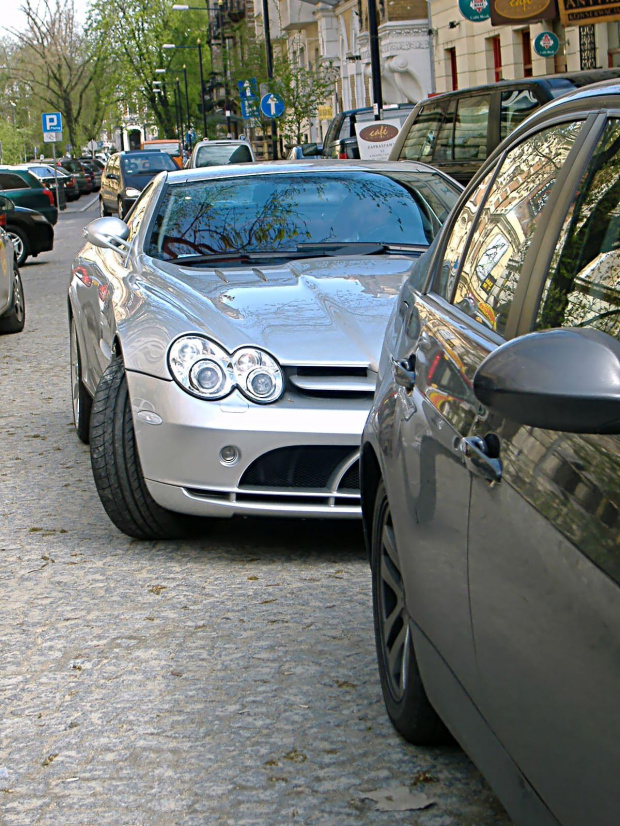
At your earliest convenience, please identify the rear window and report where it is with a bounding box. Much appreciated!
[147,171,460,261]
[194,144,253,167]
[121,152,177,174]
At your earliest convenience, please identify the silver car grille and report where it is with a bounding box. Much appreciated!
[286,366,376,398]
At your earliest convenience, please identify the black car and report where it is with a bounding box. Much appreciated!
[320,103,416,159]
[54,159,92,195]
[99,150,178,219]
[2,199,54,266]
[361,80,620,826]
[390,68,620,184]
[78,159,102,191]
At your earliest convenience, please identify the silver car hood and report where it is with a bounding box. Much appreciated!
[119,254,417,379]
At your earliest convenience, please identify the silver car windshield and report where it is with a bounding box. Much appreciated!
[147,171,460,261]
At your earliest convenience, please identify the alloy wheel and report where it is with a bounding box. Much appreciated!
[378,505,410,701]
[11,270,24,324]
[70,319,81,427]
[7,232,24,263]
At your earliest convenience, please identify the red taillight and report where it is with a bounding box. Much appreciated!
[338,151,347,159]
[0,212,6,228]
[42,186,55,206]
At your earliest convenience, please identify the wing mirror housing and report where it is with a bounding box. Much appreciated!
[473,327,620,434]
[83,216,130,252]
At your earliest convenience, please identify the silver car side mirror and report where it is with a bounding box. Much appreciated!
[83,216,130,251]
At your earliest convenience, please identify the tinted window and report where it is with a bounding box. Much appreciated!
[537,119,620,337]
[0,173,29,190]
[453,95,491,161]
[121,153,177,174]
[147,171,460,260]
[399,105,444,161]
[500,88,540,140]
[434,100,457,161]
[453,121,582,335]
[194,144,253,167]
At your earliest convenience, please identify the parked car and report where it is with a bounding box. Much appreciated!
[0,168,58,225]
[78,159,102,191]
[55,158,93,195]
[21,163,74,204]
[3,201,54,267]
[188,139,256,168]
[71,160,461,538]
[287,142,323,159]
[0,195,25,334]
[390,68,620,185]
[142,139,184,168]
[361,80,620,826]
[99,150,179,218]
[321,103,416,159]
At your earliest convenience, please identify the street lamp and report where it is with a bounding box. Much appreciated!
[163,42,208,139]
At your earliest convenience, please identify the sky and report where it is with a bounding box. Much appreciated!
[0,0,91,38]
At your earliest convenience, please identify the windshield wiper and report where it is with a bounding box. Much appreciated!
[296,242,388,256]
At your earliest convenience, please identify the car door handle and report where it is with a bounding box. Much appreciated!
[460,436,502,485]
[391,355,416,390]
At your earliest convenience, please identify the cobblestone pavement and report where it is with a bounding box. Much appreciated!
[0,203,512,826]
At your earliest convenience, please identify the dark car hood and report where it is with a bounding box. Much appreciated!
[116,253,420,379]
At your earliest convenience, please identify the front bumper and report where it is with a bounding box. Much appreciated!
[127,371,369,519]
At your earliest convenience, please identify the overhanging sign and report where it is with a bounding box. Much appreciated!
[558,0,620,25]
[491,0,556,24]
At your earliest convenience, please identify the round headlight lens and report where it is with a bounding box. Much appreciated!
[233,347,283,403]
[190,359,226,394]
[168,335,233,399]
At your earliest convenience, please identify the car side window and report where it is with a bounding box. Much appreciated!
[500,88,540,140]
[453,121,582,336]
[338,115,352,141]
[434,100,457,161]
[0,173,28,190]
[536,119,620,337]
[453,94,491,161]
[399,104,443,161]
[433,169,495,299]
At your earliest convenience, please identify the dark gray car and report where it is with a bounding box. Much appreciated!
[99,150,178,218]
[361,80,620,826]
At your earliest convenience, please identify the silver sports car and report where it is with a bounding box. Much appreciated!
[69,160,460,538]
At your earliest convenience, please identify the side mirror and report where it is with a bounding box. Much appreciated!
[301,143,320,157]
[474,327,620,434]
[83,216,130,252]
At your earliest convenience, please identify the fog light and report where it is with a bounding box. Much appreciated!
[219,445,240,466]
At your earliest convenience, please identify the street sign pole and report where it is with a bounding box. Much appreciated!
[52,140,59,210]
[260,0,278,159]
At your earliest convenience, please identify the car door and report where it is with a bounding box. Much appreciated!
[467,116,620,826]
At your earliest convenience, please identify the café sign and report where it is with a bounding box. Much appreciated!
[459,0,491,22]
[491,0,556,24]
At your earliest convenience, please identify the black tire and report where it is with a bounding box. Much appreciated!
[371,480,449,745]
[90,357,196,540]
[99,197,109,217]
[0,265,25,334]
[70,316,93,444]
[6,226,29,266]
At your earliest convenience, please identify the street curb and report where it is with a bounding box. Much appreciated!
[79,196,99,213]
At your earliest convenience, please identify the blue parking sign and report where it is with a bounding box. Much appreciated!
[42,112,63,132]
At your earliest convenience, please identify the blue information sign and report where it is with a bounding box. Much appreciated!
[260,93,285,119]
[238,78,259,101]
[42,112,63,133]
[241,99,259,120]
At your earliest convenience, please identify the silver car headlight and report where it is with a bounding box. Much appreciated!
[168,337,284,404]
[232,347,283,404]
[168,335,234,399]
